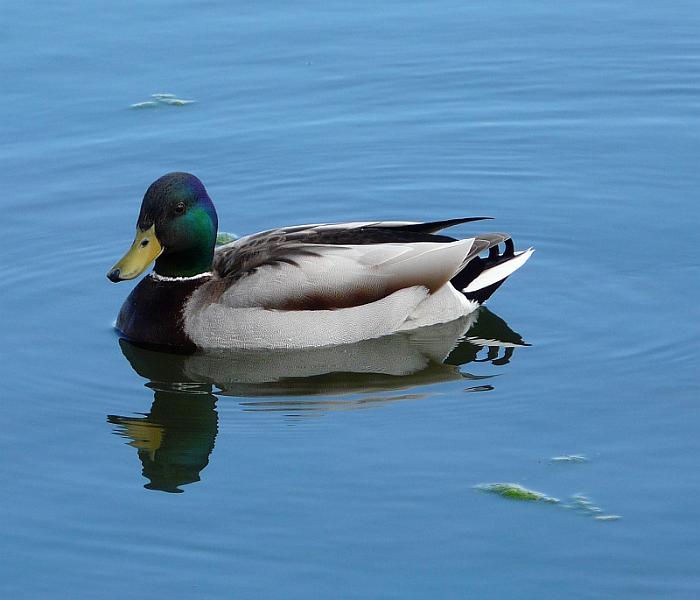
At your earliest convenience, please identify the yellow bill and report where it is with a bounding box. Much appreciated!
[107,225,163,282]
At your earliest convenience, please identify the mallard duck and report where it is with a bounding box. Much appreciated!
[107,172,533,351]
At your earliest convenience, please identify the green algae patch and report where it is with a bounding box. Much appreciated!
[216,232,238,246]
[475,483,560,504]
[477,485,622,521]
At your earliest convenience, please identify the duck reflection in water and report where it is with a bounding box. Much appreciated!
[109,307,528,493]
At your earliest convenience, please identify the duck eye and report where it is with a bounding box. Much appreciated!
[174,201,186,215]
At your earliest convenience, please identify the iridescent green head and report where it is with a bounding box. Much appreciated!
[107,172,218,281]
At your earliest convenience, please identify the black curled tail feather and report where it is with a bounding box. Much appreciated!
[451,238,516,304]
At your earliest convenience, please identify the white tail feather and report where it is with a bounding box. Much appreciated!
[462,248,534,293]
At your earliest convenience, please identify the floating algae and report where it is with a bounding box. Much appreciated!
[158,98,196,106]
[550,454,588,464]
[569,493,602,514]
[129,101,159,109]
[477,485,621,521]
[566,494,621,521]
[475,483,560,503]
[216,232,238,246]
[150,93,195,105]
[130,93,196,109]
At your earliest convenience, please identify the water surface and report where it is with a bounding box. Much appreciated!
[1,1,699,598]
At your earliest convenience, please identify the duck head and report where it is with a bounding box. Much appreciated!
[107,172,218,281]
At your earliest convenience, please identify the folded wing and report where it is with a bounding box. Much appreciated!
[212,220,502,311]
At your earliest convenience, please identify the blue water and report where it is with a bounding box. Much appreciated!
[2,1,700,598]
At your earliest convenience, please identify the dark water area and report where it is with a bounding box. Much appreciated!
[1,1,699,598]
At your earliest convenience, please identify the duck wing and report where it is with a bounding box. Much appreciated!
[211,220,505,311]
[213,218,494,278]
